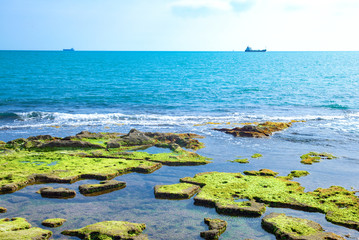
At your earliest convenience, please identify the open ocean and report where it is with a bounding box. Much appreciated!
[1,51,359,239]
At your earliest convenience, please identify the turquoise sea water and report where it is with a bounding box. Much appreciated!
[0,51,359,239]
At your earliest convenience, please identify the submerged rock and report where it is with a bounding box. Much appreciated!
[213,121,295,138]
[37,187,76,199]
[61,220,147,239]
[42,218,67,228]
[262,213,345,240]
[154,183,200,199]
[79,180,126,195]
[200,218,227,240]
[0,217,52,240]
[0,207,6,213]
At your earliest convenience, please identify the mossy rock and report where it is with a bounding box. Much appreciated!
[251,153,263,158]
[79,180,126,196]
[154,183,200,199]
[228,158,249,164]
[42,218,67,228]
[200,218,227,240]
[0,207,6,213]
[286,170,310,179]
[0,227,52,240]
[0,130,210,194]
[262,213,345,239]
[300,152,336,165]
[243,169,278,176]
[179,171,359,230]
[37,187,76,199]
[0,217,32,232]
[61,220,147,239]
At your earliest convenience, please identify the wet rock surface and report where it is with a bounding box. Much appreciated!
[61,220,147,240]
[37,187,76,199]
[79,180,126,195]
[200,218,227,240]
[262,213,345,240]
[41,218,67,228]
[0,207,6,213]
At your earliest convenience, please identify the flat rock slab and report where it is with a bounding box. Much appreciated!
[0,207,6,213]
[243,169,279,176]
[42,218,67,228]
[200,218,227,240]
[215,200,266,217]
[154,183,200,199]
[79,180,126,195]
[0,217,52,240]
[262,213,345,240]
[37,187,76,199]
[61,220,147,240]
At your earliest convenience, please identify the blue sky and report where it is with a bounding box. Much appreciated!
[1,0,359,51]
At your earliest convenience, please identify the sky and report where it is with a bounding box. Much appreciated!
[1,0,359,51]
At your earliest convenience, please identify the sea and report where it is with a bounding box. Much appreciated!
[0,51,359,239]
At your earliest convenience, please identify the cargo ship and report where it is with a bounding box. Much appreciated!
[245,46,266,52]
[63,48,75,51]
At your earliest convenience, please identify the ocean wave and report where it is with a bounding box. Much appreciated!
[0,111,359,131]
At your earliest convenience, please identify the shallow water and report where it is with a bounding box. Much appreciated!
[1,51,359,239]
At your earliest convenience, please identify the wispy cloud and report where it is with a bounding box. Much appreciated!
[170,0,255,17]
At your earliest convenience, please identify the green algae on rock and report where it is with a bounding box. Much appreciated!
[154,183,200,199]
[42,218,67,228]
[0,217,52,240]
[228,158,249,164]
[300,152,336,165]
[243,169,278,176]
[262,213,345,240]
[79,180,126,196]
[213,121,298,138]
[0,207,6,213]
[251,153,263,158]
[286,170,310,179]
[200,218,227,240]
[61,220,147,239]
[0,130,210,194]
[179,171,359,230]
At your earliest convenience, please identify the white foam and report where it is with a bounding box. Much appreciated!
[1,111,358,131]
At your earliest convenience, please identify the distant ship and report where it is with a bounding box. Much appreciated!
[245,46,266,52]
[63,48,75,51]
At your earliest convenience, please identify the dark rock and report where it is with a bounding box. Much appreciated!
[262,213,345,240]
[200,218,227,240]
[27,135,55,141]
[38,140,104,149]
[79,180,126,195]
[120,129,154,146]
[106,140,122,148]
[0,207,7,213]
[213,121,294,138]
[37,187,76,199]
